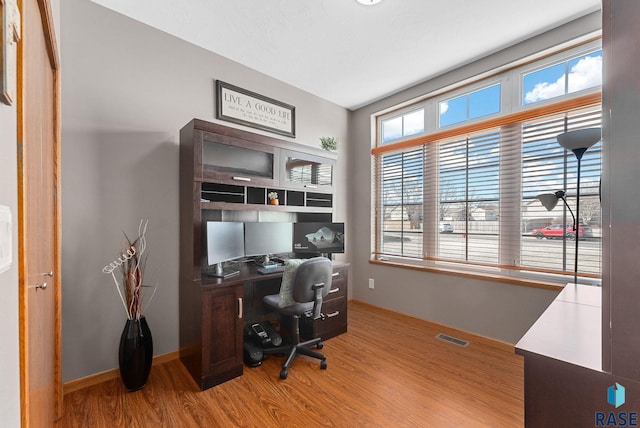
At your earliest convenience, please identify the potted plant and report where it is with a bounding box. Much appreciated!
[268,192,279,205]
[102,219,157,391]
[320,136,338,152]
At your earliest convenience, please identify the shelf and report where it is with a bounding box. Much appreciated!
[286,191,305,207]
[306,192,333,208]
[201,183,245,203]
[201,201,332,213]
[247,187,265,204]
[200,183,332,211]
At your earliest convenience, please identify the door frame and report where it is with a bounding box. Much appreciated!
[17,0,62,423]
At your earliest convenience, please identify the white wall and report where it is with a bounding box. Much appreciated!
[61,0,349,381]
[349,12,601,344]
[0,81,20,428]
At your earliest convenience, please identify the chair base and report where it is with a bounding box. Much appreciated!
[263,337,327,379]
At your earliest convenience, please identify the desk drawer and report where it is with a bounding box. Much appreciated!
[331,265,347,282]
[326,279,346,300]
[327,265,346,299]
[301,297,346,341]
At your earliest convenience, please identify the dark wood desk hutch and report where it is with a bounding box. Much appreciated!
[179,119,348,390]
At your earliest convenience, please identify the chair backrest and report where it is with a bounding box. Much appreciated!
[291,257,333,318]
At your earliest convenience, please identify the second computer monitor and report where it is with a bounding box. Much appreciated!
[244,222,293,258]
[292,222,345,254]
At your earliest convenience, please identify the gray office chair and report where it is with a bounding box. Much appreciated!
[262,257,333,379]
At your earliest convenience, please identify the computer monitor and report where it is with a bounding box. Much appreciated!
[244,222,293,265]
[205,221,245,278]
[293,222,345,254]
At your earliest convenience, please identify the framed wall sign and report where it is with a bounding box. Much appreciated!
[0,0,20,106]
[216,80,296,137]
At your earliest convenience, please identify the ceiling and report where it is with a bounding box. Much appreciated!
[89,0,601,110]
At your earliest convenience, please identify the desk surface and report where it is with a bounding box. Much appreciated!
[201,261,283,287]
[200,260,349,288]
[515,283,602,372]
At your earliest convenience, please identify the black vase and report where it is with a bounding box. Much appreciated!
[118,316,153,391]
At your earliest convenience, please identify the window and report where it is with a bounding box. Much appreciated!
[372,41,602,285]
[437,132,500,263]
[523,50,602,105]
[375,108,601,281]
[439,84,501,127]
[378,149,423,257]
[520,108,602,274]
[381,109,425,143]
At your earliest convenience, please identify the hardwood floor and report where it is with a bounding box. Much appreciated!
[58,301,524,427]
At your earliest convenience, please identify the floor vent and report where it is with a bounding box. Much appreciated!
[436,333,469,347]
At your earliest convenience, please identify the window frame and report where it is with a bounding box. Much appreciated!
[379,106,426,145]
[371,38,603,288]
[437,81,503,129]
[518,43,603,109]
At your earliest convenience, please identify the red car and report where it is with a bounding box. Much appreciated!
[531,224,593,240]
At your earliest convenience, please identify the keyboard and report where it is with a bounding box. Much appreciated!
[257,265,286,274]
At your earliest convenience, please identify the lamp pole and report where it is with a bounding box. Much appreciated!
[572,150,586,285]
[550,190,578,284]
[556,128,601,285]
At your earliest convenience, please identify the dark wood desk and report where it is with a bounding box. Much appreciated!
[179,261,348,390]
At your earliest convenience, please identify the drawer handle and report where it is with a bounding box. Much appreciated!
[328,287,340,294]
[325,311,340,318]
[232,176,251,182]
[331,272,339,277]
[238,297,243,319]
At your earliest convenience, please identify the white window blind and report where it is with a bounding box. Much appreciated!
[377,148,424,258]
[520,108,602,275]
[374,105,602,281]
[437,131,501,264]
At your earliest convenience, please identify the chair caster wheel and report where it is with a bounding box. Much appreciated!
[320,360,327,370]
[317,342,324,350]
[280,369,288,379]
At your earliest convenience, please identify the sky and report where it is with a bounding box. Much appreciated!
[382,49,602,143]
[523,50,602,104]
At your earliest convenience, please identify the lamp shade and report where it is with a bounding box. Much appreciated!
[557,128,601,160]
[537,193,560,211]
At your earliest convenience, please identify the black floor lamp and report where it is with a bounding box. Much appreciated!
[536,128,601,285]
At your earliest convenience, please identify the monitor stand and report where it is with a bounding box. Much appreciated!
[208,262,240,279]
[256,254,278,268]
